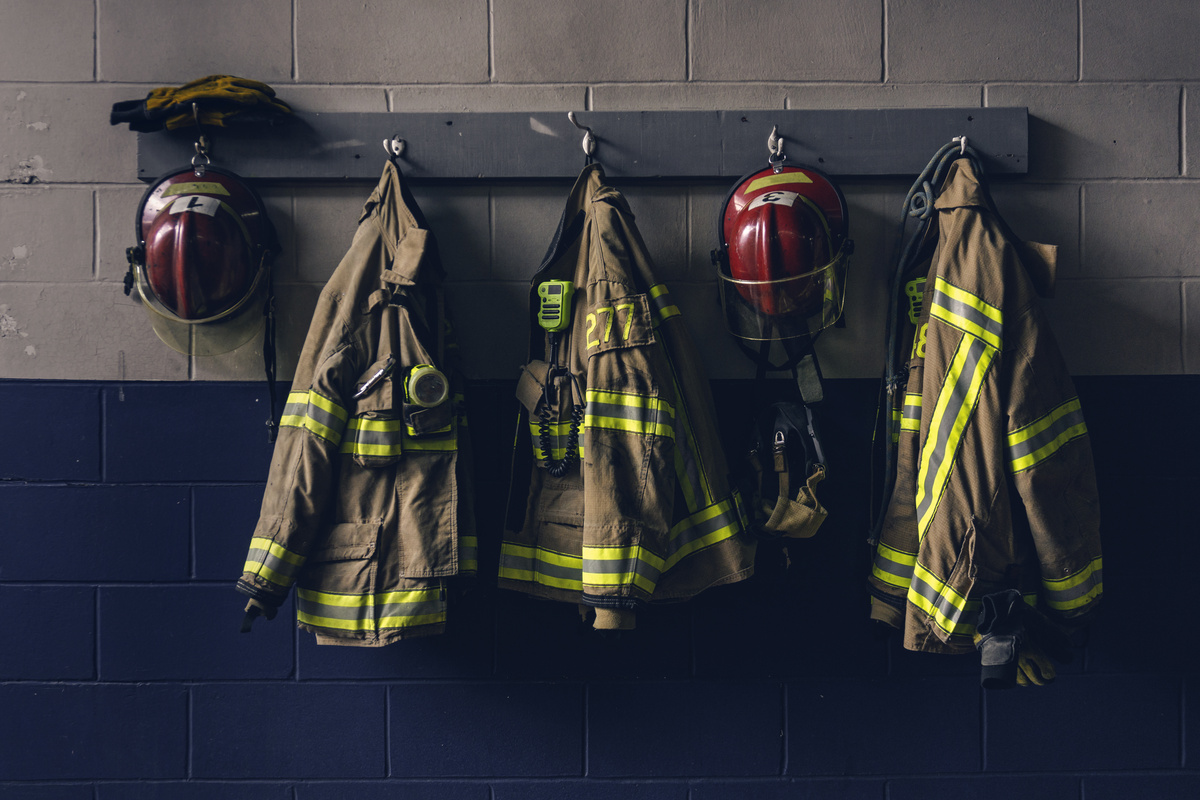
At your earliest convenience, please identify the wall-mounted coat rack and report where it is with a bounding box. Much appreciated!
[135,108,1027,182]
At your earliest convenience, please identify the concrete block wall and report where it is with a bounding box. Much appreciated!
[2,1,1199,797]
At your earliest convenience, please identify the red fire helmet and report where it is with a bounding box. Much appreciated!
[714,164,851,342]
[129,165,279,355]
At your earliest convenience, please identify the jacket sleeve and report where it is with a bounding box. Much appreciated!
[236,290,361,615]
[577,198,681,613]
[1004,308,1103,624]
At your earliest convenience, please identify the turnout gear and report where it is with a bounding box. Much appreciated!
[868,155,1102,657]
[125,165,279,356]
[500,164,755,630]
[713,162,852,540]
[110,75,293,133]
[236,159,475,645]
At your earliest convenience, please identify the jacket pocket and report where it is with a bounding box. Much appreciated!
[343,358,404,468]
[297,521,381,635]
[394,448,460,578]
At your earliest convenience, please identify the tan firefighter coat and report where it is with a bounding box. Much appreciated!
[499,164,756,629]
[869,158,1102,654]
[237,160,475,646]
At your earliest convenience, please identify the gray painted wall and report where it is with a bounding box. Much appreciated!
[2,0,1197,381]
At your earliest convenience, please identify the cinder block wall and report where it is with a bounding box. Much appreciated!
[1,2,1197,798]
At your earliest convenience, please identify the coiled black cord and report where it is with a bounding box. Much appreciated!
[539,388,584,478]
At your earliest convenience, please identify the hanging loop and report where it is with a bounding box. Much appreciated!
[768,125,786,171]
[567,112,597,157]
[382,135,406,158]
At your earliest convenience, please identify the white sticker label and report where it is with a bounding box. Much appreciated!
[168,195,221,217]
[747,190,799,210]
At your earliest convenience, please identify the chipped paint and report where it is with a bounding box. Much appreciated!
[24,345,36,357]
[26,121,48,132]
[1,306,28,338]
[11,245,29,260]
[6,156,51,184]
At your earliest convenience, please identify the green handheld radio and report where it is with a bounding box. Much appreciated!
[537,280,575,333]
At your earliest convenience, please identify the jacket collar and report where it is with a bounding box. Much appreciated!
[367,159,439,287]
[934,157,1058,297]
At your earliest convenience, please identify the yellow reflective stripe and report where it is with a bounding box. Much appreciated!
[915,336,996,540]
[871,541,916,589]
[584,389,675,438]
[296,587,446,632]
[244,537,306,587]
[342,416,459,456]
[1043,557,1104,611]
[745,172,813,192]
[528,420,586,461]
[242,562,292,588]
[583,544,665,594]
[649,283,681,322]
[498,543,584,591]
[663,497,741,570]
[908,562,979,638]
[280,390,348,444]
[460,534,478,573]
[1007,398,1088,473]
[930,277,1003,351]
[250,537,304,566]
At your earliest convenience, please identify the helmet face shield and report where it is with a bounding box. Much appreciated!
[715,165,851,342]
[131,166,279,356]
[717,238,850,341]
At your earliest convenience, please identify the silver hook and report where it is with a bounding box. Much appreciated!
[953,135,968,155]
[567,112,597,157]
[383,135,406,158]
[768,125,786,171]
[191,103,210,176]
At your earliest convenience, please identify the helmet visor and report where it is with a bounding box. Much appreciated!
[135,259,268,356]
[717,239,850,342]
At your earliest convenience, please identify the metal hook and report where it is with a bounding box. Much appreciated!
[567,112,597,157]
[191,102,210,176]
[953,135,968,155]
[768,125,786,171]
[382,135,406,158]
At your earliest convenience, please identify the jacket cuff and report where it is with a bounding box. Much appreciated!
[591,607,636,631]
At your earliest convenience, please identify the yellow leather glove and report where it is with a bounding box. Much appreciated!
[1014,639,1057,687]
[111,75,293,132]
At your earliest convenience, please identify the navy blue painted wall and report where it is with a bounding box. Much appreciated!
[1,376,1197,799]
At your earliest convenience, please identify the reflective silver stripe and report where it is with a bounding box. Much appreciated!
[907,562,978,638]
[664,497,742,569]
[528,420,585,461]
[243,537,305,589]
[498,543,583,591]
[1043,558,1103,612]
[459,535,478,573]
[871,542,916,589]
[900,393,922,432]
[280,390,348,444]
[296,587,445,632]
[1008,398,1087,473]
[341,417,405,457]
[584,390,675,438]
[930,277,1003,351]
[583,546,662,594]
[915,335,996,539]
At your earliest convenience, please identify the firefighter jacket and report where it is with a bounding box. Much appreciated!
[237,160,476,646]
[499,164,756,630]
[868,158,1102,654]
